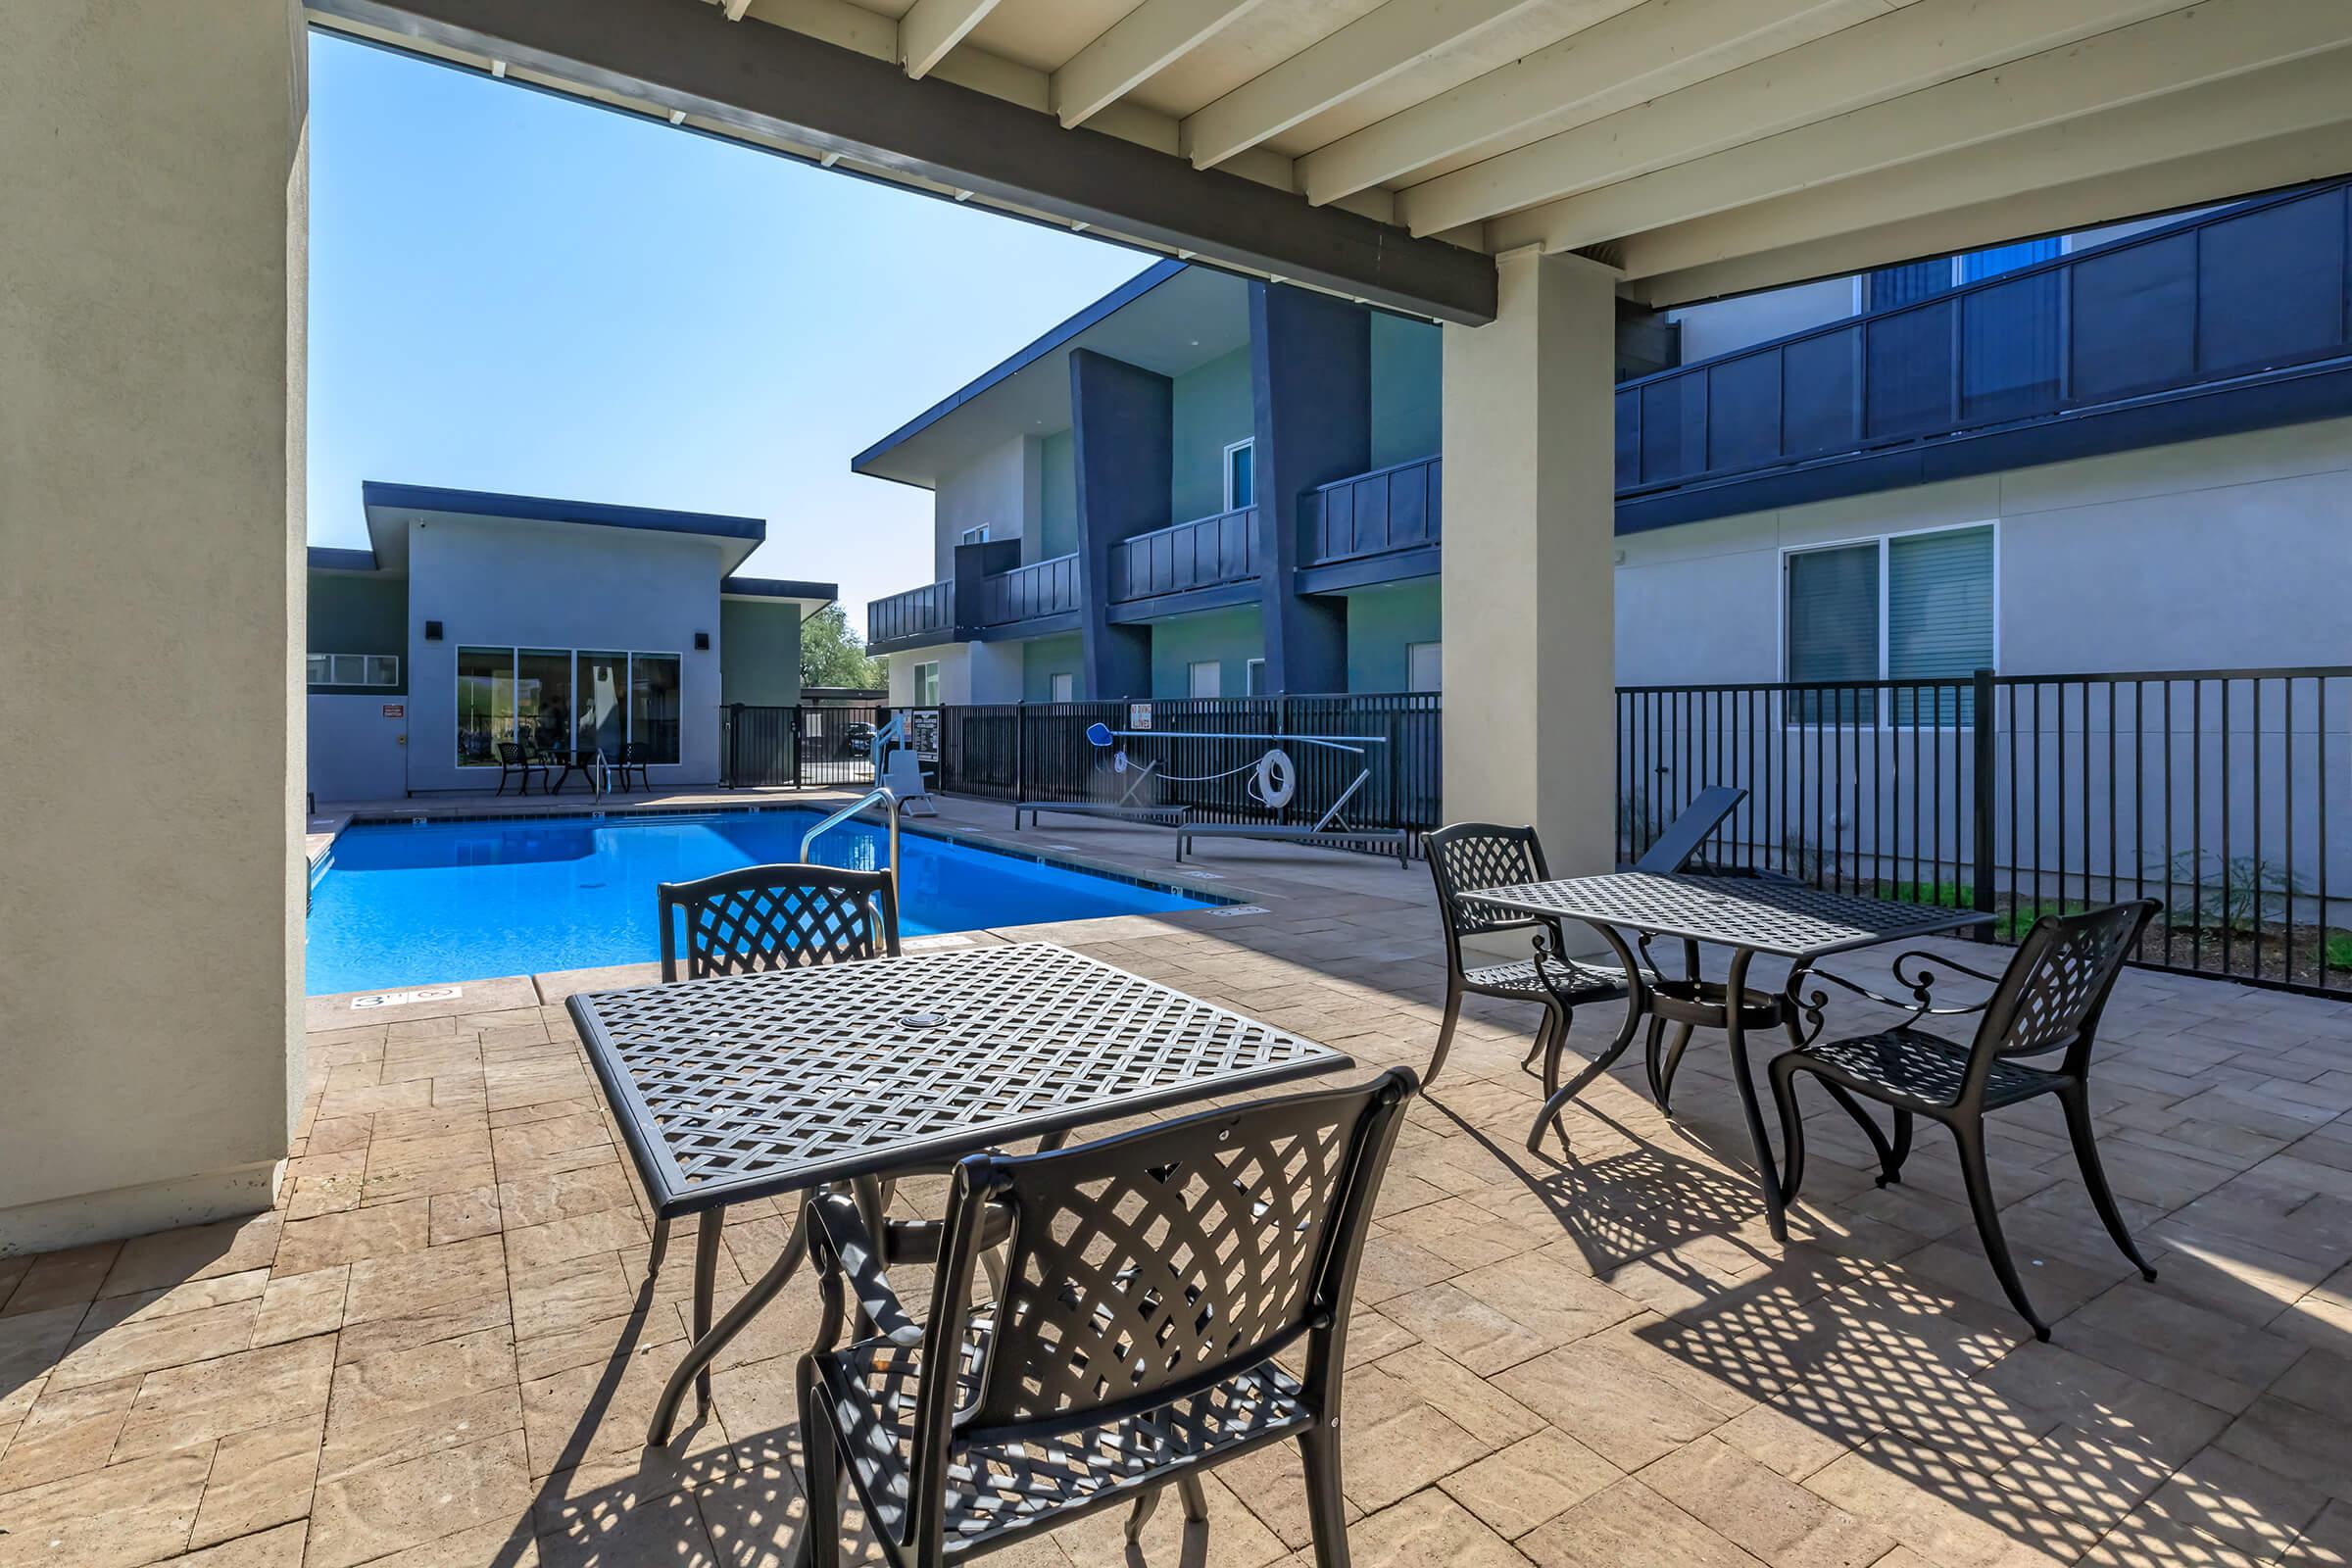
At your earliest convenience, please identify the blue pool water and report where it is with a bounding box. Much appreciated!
[305,810,1215,996]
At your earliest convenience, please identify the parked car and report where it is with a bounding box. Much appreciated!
[842,721,875,759]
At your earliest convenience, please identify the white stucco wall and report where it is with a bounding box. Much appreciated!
[1614,415,2352,683]
[402,516,727,792]
[933,435,1041,577]
[2,0,305,1250]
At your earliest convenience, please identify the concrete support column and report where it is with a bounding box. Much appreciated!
[0,1,307,1250]
[1441,249,1618,874]
[1250,283,1366,694]
[1069,348,1169,699]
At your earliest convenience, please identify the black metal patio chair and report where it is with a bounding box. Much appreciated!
[645,864,901,1282]
[1423,790,1743,1093]
[616,740,654,792]
[795,1066,1417,1568]
[493,741,547,797]
[1769,900,2160,1340]
[1424,822,1640,1092]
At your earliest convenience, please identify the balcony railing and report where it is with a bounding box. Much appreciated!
[979,553,1080,625]
[867,580,953,646]
[1616,179,2352,497]
[1304,454,1441,566]
[1109,507,1259,602]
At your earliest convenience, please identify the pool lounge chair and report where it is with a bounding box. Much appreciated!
[1175,820,1412,867]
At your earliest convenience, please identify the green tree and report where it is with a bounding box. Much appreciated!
[800,605,886,690]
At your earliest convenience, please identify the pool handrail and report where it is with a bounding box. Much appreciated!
[799,786,901,882]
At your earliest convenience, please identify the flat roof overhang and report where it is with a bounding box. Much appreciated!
[852,262,1251,490]
[359,479,768,575]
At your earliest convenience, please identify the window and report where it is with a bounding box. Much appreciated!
[913,661,941,706]
[458,648,679,765]
[958,525,991,545]
[1049,672,1074,704]
[1245,658,1265,697]
[1223,439,1254,513]
[1188,660,1222,699]
[1407,641,1442,694]
[1785,524,1994,724]
[306,653,400,689]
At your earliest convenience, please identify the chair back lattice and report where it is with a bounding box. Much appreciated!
[1425,822,1551,942]
[955,1068,1415,1435]
[496,742,529,765]
[657,863,900,981]
[1975,900,2155,1065]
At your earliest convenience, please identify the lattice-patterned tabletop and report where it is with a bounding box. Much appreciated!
[568,942,1351,1215]
[1460,873,1990,959]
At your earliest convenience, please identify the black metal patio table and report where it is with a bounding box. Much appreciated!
[564,940,1352,1444]
[1459,872,1989,1241]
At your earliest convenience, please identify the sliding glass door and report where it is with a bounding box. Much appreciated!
[629,654,681,764]
[456,647,679,767]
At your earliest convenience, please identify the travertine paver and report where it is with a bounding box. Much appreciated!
[5,791,2352,1566]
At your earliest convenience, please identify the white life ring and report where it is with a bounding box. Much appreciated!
[1252,748,1297,808]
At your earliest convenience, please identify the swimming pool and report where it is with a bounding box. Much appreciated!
[305,809,1217,996]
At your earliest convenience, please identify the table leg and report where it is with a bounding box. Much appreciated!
[691,1214,724,1409]
[1720,946,1788,1243]
[1525,923,1650,1152]
[649,1205,810,1446]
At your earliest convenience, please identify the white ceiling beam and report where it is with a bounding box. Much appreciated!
[1178,0,1579,171]
[1299,0,1899,206]
[1608,50,2352,285]
[1483,0,2352,249]
[899,0,1004,79]
[1624,118,2352,306]
[1051,0,1268,129]
[1396,0,2198,236]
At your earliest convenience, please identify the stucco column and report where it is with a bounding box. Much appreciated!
[1441,248,1617,875]
[1250,282,1366,694]
[0,0,306,1250]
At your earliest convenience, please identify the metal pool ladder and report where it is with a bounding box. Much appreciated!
[799,786,901,879]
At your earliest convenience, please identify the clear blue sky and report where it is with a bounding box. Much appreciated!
[308,31,1152,635]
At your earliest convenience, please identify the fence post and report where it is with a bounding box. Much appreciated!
[1972,668,1996,941]
[1014,702,1027,804]
[790,706,803,791]
[726,704,742,789]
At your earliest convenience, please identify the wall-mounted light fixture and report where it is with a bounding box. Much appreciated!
[424,620,444,642]
[694,631,710,651]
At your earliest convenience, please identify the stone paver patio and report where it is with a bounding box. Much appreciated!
[6,795,2352,1567]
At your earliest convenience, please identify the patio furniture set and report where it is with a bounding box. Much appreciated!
[493,739,655,796]
[558,784,2162,1564]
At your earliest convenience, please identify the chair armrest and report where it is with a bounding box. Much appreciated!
[806,1191,922,1349]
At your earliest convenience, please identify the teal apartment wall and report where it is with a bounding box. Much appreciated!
[1344,578,1441,692]
[307,570,409,694]
[1168,346,1253,523]
[720,599,805,707]
[1149,605,1264,698]
[1039,429,1079,559]
[1022,633,1085,701]
[1369,313,1442,470]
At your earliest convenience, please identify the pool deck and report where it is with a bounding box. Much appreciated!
[8,788,2352,1568]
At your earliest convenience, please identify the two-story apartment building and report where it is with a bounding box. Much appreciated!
[858,263,1445,704]
[1616,181,2352,689]
[864,181,2350,712]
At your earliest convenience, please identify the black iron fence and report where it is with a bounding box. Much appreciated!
[938,694,1442,842]
[1620,668,2352,995]
[723,693,1443,845]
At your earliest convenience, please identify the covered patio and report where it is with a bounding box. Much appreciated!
[3,803,2348,1566]
[10,0,2352,1564]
